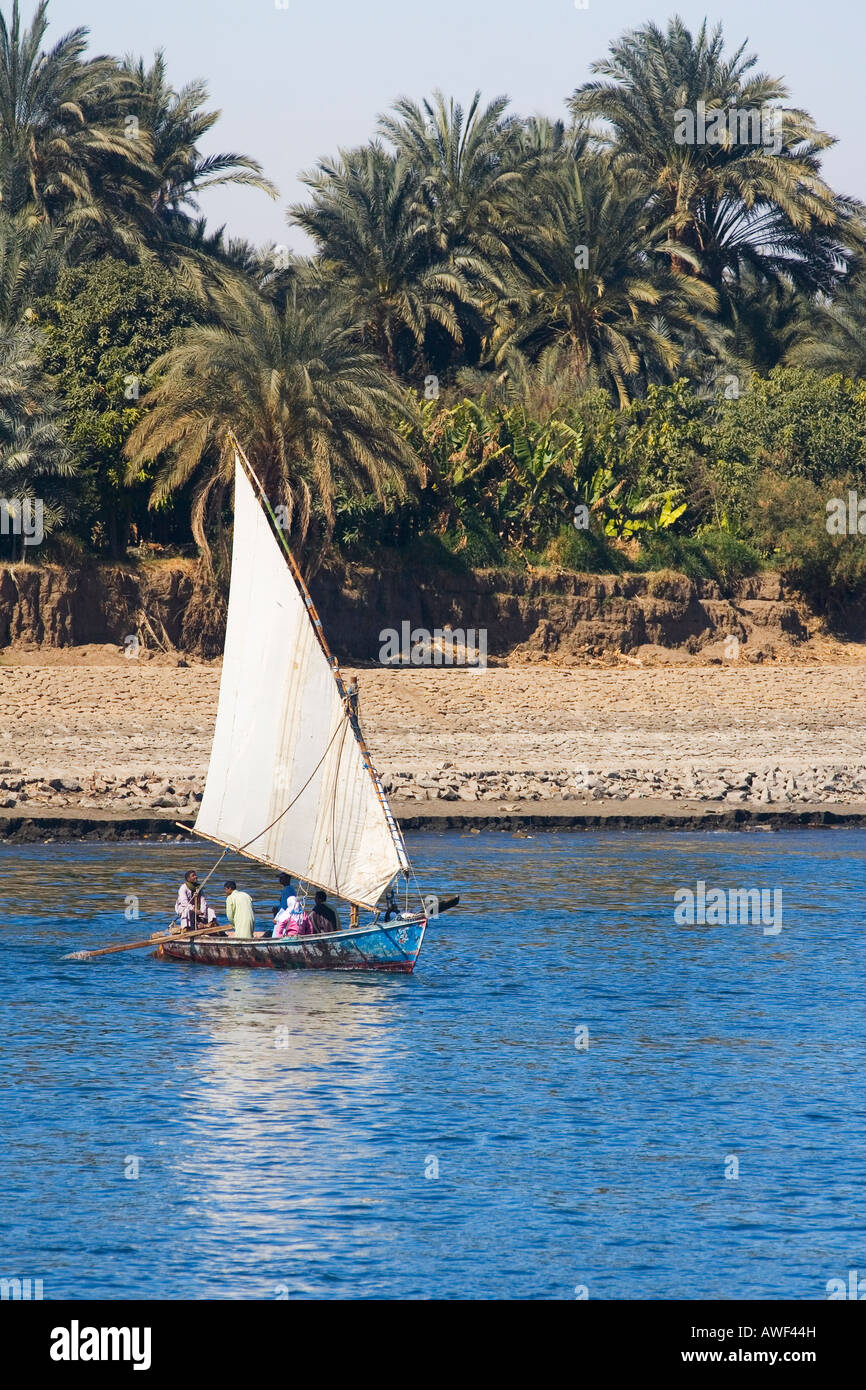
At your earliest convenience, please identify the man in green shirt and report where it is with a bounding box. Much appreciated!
[224,880,255,939]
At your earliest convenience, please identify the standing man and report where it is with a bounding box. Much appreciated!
[224,881,255,939]
[277,873,294,913]
[346,677,361,736]
[175,870,217,931]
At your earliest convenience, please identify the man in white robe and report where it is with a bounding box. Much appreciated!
[175,871,217,930]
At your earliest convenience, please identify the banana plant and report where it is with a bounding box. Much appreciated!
[601,483,687,537]
[494,410,584,547]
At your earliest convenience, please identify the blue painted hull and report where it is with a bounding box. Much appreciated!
[156,917,428,973]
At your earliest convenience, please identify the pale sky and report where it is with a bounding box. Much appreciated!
[48,0,866,252]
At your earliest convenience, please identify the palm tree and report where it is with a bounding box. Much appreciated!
[0,209,66,325]
[0,206,73,558]
[724,270,807,372]
[290,143,475,377]
[786,279,866,377]
[119,52,277,232]
[512,115,581,170]
[570,18,861,299]
[379,93,523,260]
[0,1,150,225]
[124,278,423,574]
[457,353,595,420]
[492,158,717,406]
[377,91,547,361]
[0,317,72,558]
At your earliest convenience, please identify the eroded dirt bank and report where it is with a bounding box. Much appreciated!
[0,560,821,663]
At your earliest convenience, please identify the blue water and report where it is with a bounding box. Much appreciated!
[1,828,865,1300]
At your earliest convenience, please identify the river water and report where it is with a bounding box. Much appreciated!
[1,828,864,1300]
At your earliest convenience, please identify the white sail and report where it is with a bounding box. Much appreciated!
[195,457,407,908]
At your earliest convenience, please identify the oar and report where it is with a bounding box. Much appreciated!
[64,920,228,961]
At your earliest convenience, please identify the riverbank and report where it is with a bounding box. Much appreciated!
[2,652,866,821]
[4,800,866,842]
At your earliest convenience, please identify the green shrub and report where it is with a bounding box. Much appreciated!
[744,472,866,617]
[540,525,622,572]
[440,513,505,567]
[712,368,866,491]
[633,529,760,587]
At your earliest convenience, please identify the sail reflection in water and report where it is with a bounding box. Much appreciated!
[171,971,405,1292]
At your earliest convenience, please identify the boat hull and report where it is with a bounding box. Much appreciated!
[156,918,427,973]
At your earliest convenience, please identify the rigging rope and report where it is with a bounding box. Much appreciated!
[236,716,345,855]
[195,714,349,912]
[330,709,351,898]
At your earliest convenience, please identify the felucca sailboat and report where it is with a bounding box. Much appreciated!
[158,438,455,973]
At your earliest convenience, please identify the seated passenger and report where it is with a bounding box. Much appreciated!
[273,886,307,937]
[273,907,294,938]
[175,870,217,931]
[308,890,339,934]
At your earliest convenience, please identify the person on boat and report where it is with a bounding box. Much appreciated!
[274,909,312,938]
[273,884,308,937]
[277,873,294,913]
[308,890,338,934]
[345,676,363,739]
[175,871,217,931]
[224,881,255,940]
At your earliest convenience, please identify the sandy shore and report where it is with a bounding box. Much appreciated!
[1,647,866,814]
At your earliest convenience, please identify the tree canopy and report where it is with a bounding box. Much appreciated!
[1,3,865,610]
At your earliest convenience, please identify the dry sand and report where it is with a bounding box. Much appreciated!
[1,647,865,799]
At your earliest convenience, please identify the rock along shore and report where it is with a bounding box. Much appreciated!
[3,763,866,816]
